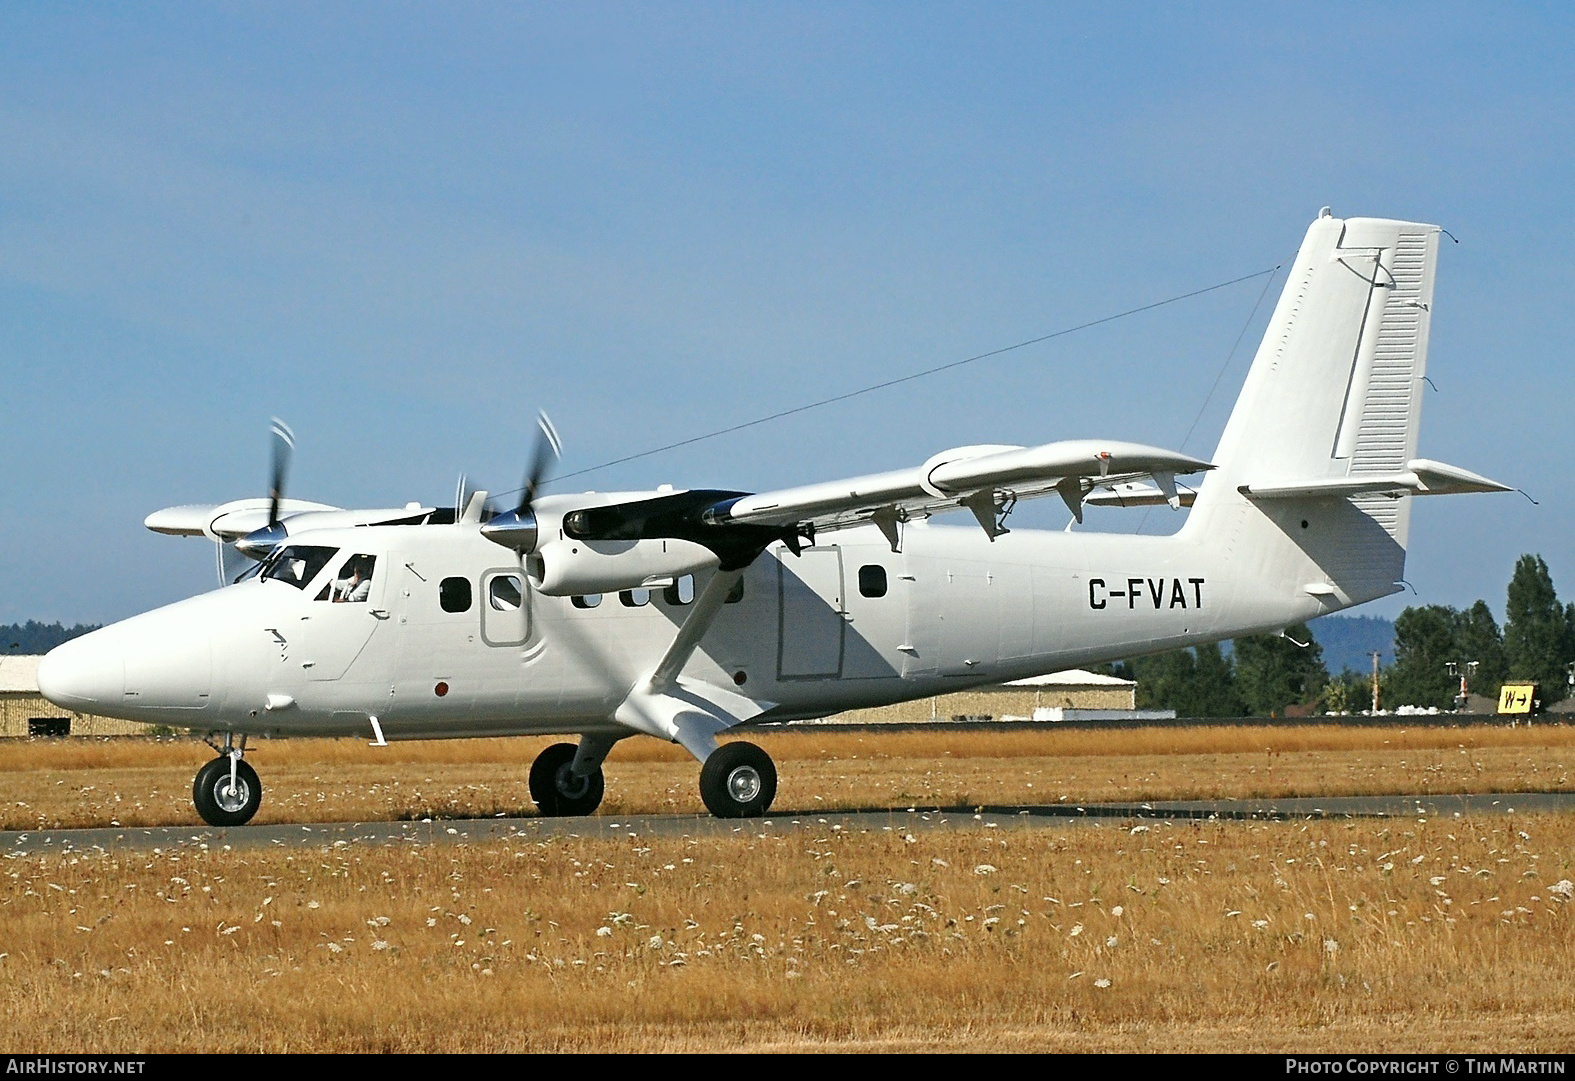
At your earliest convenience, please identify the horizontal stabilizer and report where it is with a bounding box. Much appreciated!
[1240,459,1511,501]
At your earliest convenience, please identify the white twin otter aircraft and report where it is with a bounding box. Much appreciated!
[40,211,1510,826]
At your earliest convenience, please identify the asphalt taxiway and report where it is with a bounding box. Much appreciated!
[4,792,1573,856]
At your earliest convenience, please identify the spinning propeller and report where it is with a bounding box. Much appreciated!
[234,419,297,560]
[480,412,562,554]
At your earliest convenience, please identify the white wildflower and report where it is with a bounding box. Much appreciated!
[1093,978,1111,989]
[1129,825,1149,834]
[1323,938,1339,954]
[1549,880,1574,900]
[371,940,390,951]
[1110,906,1123,918]
[973,864,997,876]
[647,934,664,949]
[932,858,948,868]
[1105,936,1118,948]
[1069,924,1084,937]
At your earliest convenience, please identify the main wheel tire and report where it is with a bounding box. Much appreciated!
[529,742,605,817]
[699,741,777,818]
[192,757,262,827]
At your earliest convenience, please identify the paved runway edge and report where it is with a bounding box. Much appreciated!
[4,792,1574,855]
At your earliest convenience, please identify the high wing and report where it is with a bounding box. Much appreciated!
[145,499,439,542]
[553,438,1214,560]
[704,439,1212,540]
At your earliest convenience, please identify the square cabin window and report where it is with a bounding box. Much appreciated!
[858,564,888,598]
[440,576,472,613]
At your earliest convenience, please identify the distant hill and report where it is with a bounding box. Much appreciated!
[1308,614,1395,674]
[0,621,101,655]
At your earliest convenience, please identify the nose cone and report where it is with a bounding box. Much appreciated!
[38,632,125,711]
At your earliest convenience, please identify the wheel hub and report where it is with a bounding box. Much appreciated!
[214,776,251,813]
[555,764,591,800]
[725,764,762,803]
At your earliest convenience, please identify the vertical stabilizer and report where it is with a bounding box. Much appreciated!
[1184,211,1441,610]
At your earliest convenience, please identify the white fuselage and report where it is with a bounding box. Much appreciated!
[41,511,1341,741]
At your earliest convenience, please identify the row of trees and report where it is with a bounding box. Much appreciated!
[1383,554,1575,710]
[1114,553,1574,717]
[1,621,101,655]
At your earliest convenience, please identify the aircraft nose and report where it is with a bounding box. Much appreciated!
[37,632,125,710]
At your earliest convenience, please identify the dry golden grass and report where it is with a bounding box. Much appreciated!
[1,725,1572,831]
[2,813,1572,1052]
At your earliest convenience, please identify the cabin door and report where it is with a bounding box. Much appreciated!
[776,547,845,680]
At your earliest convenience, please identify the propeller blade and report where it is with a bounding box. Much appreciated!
[267,418,295,527]
[517,412,562,515]
[481,411,560,553]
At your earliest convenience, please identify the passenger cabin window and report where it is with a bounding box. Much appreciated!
[571,594,603,609]
[619,588,650,607]
[489,575,524,611]
[440,576,472,613]
[262,546,338,590]
[858,564,888,598]
[317,554,376,602]
[663,575,696,605]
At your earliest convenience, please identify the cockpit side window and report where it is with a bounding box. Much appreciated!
[323,554,377,602]
[261,546,339,590]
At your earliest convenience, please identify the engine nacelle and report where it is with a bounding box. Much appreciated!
[528,538,719,597]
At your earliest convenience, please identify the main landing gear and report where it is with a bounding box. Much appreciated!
[699,741,777,818]
[193,733,262,828]
[527,737,779,819]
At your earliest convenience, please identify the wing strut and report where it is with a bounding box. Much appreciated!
[648,567,745,693]
[613,566,777,763]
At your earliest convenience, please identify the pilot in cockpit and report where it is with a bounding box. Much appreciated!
[331,555,375,603]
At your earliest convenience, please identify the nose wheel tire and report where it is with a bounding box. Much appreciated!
[529,742,605,817]
[193,757,262,827]
[699,741,777,818]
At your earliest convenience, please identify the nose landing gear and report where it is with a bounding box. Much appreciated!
[193,733,262,827]
[528,741,607,817]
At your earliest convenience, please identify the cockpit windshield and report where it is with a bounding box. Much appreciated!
[260,545,339,589]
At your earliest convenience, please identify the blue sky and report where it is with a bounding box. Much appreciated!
[1,3,1571,625]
